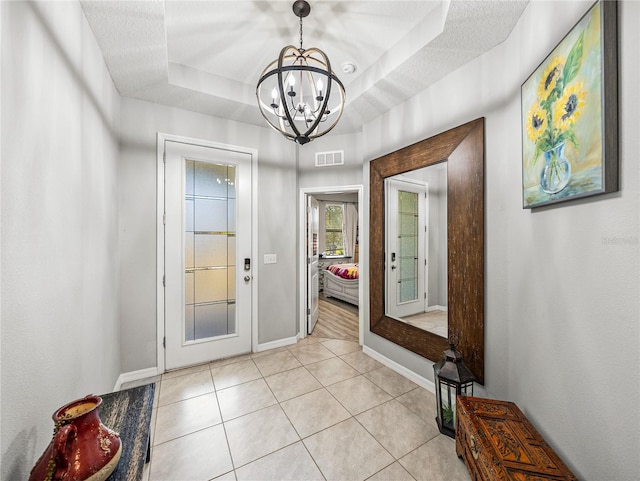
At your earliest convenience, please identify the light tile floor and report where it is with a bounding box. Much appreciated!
[401,310,448,338]
[135,337,471,481]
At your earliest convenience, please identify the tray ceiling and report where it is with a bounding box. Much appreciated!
[81,0,528,134]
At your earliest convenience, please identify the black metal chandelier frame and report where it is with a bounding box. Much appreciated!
[256,1,345,145]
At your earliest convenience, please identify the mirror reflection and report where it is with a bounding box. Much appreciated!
[384,162,447,337]
[369,118,484,382]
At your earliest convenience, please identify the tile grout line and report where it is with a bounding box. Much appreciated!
[258,350,370,481]
[148,345,441,481]
[226,354,321,477]
[207,363,237,477]
[230,346,351,478]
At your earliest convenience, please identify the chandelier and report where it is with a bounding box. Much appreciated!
[256,0,345,145]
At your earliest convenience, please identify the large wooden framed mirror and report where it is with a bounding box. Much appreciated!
[369,118,485,383]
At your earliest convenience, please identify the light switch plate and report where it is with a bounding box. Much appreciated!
[264,254,277,264]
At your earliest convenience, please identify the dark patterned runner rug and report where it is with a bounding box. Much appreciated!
[99,383,155,481]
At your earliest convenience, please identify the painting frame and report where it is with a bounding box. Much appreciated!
[521,0,618,209]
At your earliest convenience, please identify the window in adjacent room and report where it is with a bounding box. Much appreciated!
[325,204,344,255]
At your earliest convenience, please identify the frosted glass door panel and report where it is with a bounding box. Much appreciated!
[228,304,236,334]
[185,160,237,342]
[186,161,195,195]
[186,199,195,231]
[185,305,195,341]
[399,192,416,211]
[399,279,417,302]
[228,237,236,266]
[228,267,236,300]
[398,190,418,304]
[185,233,195,268]
[399,257,417,276]
[399,214,417,235]
[228,200,236,232]
[194,269,228,303]
[195,235,228,267]
[195,199,230,232]
[185,273,195,304]
[195,304,229,338]
[195,163,236,198]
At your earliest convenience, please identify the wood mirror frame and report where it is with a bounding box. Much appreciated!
[369,118,485,384]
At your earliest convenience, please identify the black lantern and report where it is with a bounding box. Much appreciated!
[433,336,476,438]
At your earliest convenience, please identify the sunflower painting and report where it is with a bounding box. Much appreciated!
[521,0,618,208]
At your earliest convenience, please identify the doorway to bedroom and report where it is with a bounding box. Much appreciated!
[299,186,363,345]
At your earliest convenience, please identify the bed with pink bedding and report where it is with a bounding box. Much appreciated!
[323,263,359,306]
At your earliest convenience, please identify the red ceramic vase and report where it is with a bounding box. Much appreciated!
[29,395,121,481]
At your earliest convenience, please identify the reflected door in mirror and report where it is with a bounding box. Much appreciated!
[384,163,448,338]
[385,178,426,318]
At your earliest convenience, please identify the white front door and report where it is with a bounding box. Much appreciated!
[385,178,427,319]
[307,196,320,334]
[164,141,252,370]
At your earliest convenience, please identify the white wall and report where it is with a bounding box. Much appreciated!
[118,98,298,372]
[362,2,639,479]
[1,2,121,478]
[298,131,363,188]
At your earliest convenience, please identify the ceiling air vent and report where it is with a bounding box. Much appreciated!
[315,150,344,167]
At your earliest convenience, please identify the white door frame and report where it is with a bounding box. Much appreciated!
[307,196,320,334]
[298,185,364,345]
[156,133,259,373]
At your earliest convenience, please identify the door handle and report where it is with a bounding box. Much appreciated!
[391,265,397,270]
[244,275,251,282]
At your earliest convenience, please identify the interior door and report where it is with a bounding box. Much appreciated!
[385,178,427,319]
[164,141,252,370]
[307,196,320,334]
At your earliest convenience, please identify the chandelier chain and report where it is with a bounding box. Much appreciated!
[299,15,304,50]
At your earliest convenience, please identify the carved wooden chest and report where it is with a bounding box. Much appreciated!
[456,396,578,480]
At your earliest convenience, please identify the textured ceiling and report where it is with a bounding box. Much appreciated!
[80,0,529,134]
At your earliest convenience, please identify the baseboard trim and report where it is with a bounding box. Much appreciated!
[115,341,433,393]
[114,367,160,392]
[256,335,299,352]
[426,305,448,312]
[115,335,299,390]
[362,345,436,394]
